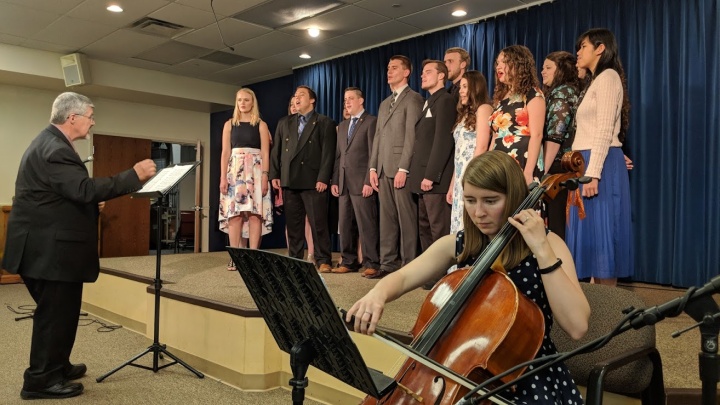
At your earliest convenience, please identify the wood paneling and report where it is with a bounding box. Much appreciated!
[93,135,152,258]
[0,205,22,284]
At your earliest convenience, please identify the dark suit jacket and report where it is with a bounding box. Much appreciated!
[2,125,142,282]
[270,111,337,189]
[369,86,423,177]
[332,111,377,195]
[409,89,457,194]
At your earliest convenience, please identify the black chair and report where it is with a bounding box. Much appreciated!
[550,283,666,405]
[173,211,195,253]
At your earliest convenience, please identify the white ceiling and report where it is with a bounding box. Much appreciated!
[0,0,545,87]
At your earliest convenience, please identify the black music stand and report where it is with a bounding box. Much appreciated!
[227,248,396,405]
[97,161,204,382]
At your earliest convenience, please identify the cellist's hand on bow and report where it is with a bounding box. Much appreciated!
[508,209,551,255]
[346,290,386,335]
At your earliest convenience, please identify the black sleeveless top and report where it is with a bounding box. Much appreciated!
[230,122,261,149]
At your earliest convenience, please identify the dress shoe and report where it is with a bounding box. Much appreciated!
[65,363,87,380]
[361,268,379,278]
[21,381,84,400]
[317,263,333,273]
[332,265,358,274]
[364,269,390,279]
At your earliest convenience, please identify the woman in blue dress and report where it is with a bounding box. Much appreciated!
[348,151,590,404]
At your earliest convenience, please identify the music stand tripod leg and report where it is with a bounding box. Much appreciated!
[290,339,316,405]
[96,194,204,382]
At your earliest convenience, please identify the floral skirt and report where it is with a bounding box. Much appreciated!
[219,148,273,237]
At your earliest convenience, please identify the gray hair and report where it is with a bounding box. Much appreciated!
[50,92,94,124]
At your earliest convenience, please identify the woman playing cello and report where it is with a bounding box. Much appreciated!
[346,151,590,404]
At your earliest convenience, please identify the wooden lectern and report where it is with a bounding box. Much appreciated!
[0,205,22,284]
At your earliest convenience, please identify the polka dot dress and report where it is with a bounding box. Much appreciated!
[456,231,584,405]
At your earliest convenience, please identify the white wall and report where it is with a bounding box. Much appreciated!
[0,84,213,251]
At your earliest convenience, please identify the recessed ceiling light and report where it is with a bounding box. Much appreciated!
[308,27,320,38]
[452,10,467,17]
[299,53,311,59]
[107,5,123,12]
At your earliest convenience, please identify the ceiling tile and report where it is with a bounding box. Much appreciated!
[174,0,267,17]
[209,60,286,84]
[112,56,175,71]
[0,0,83,14]
[135,41,214,65]
[31,16,118,49]
[280,5,389,40]
[149,3,217,29]
[0,33,25,47]
[355,0,458,19]
[174,17,271,49]
[398,0,523,30]
[163,58,230,77]
[241,70,293,86]
[68,0,170,28]
[232,0,345,29]
[264,42,347,67]
[323,20,420,51]
[80,29,169,59]
[230,31,313,60]
[19,39,76,54]
[0,2,61,38]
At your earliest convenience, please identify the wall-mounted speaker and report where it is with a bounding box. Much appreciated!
[60,53,91,87]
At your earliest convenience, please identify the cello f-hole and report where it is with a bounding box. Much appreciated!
[379,362,418,405]
[431,375,446,405]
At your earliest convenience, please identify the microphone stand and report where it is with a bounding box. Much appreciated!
[455,275,720,405]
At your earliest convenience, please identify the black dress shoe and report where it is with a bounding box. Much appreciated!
[21,381,84,400]
[65,363,87,380]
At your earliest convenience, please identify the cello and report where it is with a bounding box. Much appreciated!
[359,152,587,405]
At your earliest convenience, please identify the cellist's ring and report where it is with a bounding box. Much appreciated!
[524,215,530,223]
[364,311,372,314]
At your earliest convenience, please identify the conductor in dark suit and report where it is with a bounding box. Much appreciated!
[331,87,379,273]
[367,55,423,279]
[2,92,157,399]
[410,60,457,254]
[270,86,337,272]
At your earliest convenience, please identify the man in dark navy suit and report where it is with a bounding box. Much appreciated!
[270,86,337,272]
[3,92,156,399]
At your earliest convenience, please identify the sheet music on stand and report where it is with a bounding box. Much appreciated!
[132,161,200,198]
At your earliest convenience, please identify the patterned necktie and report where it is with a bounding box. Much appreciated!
[347,117,358,141]
[298,114,306,139]
[389,91,398,110]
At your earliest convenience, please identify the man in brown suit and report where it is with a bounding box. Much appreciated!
[366,55,423,279]
[331,87,379,273]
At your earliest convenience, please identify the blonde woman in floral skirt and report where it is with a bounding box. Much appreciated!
[219,88,273,270]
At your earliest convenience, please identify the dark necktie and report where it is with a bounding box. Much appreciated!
[347,117,358,141]
[298,114,306,139]
[389,91,398,110]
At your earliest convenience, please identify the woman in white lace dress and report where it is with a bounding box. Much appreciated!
[447,71,493,234]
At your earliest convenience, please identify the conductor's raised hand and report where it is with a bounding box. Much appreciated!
[134,159,157,182]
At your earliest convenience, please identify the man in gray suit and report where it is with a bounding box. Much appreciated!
[3,92,156,399]
[270,86,337,273]
[331,87,379,274]
[409,60,457,286]
[366,55,423,279]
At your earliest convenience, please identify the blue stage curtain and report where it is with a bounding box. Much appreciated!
[236,0,719,287]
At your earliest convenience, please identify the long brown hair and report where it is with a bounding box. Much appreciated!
[455,70,489,132]
[543,51,580,96]
[457,151,531,269]
[492,45,540,105]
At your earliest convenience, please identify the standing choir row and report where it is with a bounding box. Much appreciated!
[218,27,633,289]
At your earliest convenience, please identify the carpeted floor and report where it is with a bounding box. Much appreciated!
[2,249,717,404]
[0,282,322,405]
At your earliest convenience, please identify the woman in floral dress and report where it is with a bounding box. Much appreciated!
[489,45,545,185]
[219,88,273,269]
[447,71,493,234]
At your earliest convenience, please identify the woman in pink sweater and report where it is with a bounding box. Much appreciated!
[566,28,633,286]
